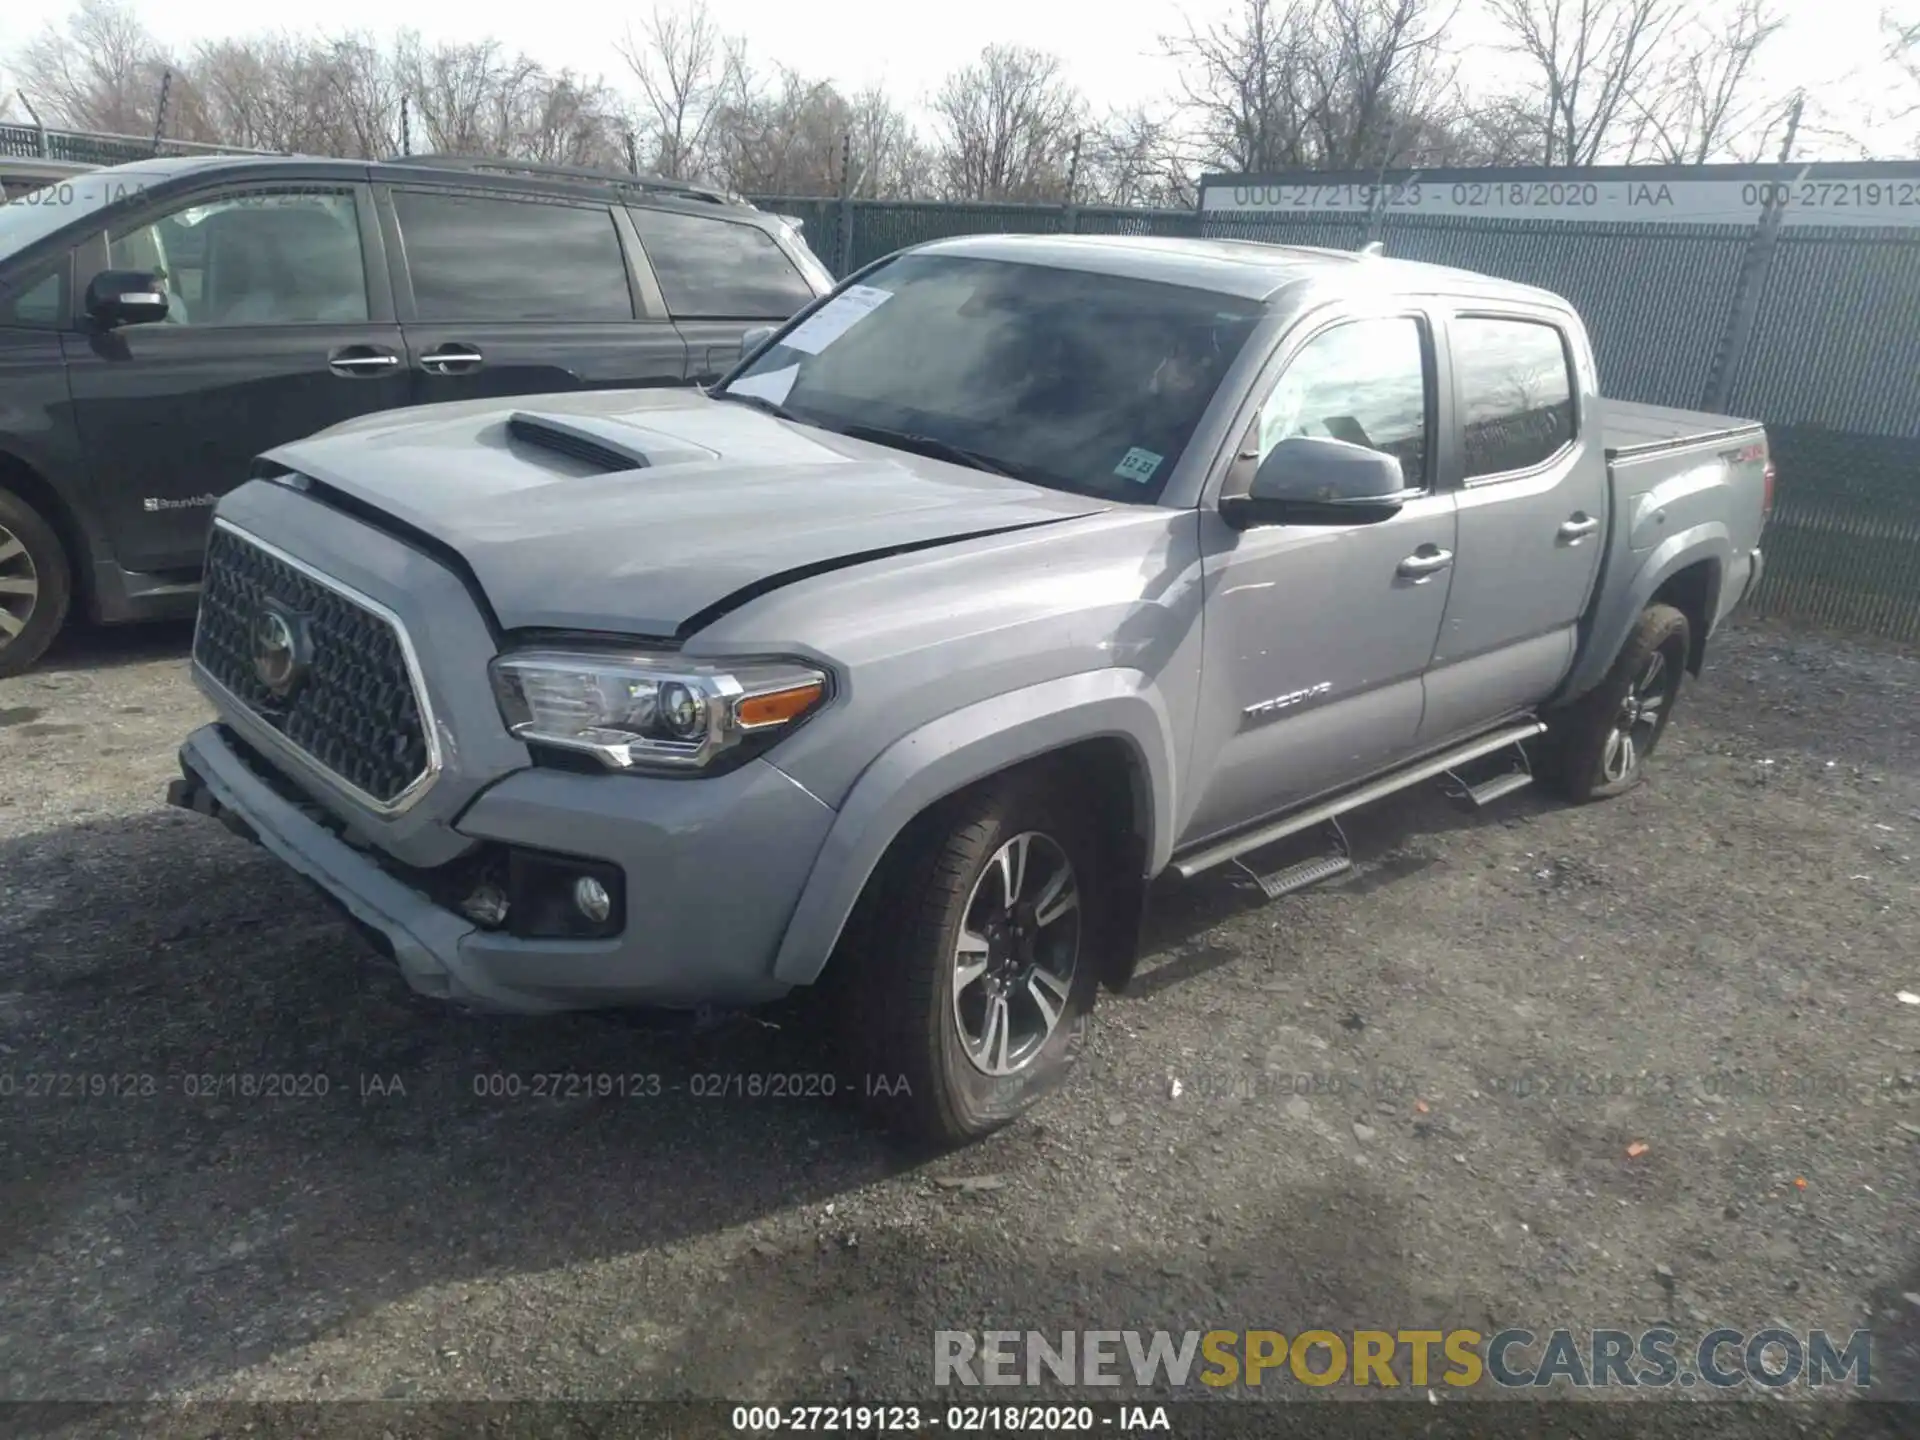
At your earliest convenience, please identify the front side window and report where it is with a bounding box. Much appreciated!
[629,207,816,319]
[1453,316,1576,478]
[395,191,632,322]
[108,189,368,327]
[718,253,1264,502]
[1253,316,1431,489]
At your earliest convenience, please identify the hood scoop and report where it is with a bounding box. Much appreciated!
[505,411,722,474]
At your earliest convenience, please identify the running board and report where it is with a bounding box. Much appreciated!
[1232,817,1353,899]
[1172,720,1547,880]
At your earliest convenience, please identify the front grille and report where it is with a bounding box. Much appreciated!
[193,525,431,806]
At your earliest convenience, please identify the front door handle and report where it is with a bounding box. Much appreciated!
[1558,512,1601,543]
[1396,546,1454,582]
[328,346,401,378]
[419,344,485,375]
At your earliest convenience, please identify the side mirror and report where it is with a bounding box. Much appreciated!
[741,324,777,357]
[85,270,169,328]
[1220,435,1416,530]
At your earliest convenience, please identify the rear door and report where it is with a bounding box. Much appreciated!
[1418,309,1608,745]
[626,205,821,383]
[382,186,686,404]
[61,181,408,573]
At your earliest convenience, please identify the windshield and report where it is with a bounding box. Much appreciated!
[0,169,158,260]
[718,253,1265,502]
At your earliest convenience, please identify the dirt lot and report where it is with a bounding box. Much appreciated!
[1,617,1916,1428]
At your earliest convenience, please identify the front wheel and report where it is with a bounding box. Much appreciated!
[835,776,1105,1145]
[1540,603,1690,803]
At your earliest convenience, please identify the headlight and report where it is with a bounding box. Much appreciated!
[489,650,829,774]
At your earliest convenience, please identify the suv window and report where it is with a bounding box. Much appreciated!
[1453,316,1576,478]
[0,256,65,328]
[628,207,814,319]
[1255,316,1430,489]
[395,191,632,322]
[109,189,368,326]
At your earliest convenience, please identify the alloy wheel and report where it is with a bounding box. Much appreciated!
[0,523,38,642]
[951,831,1081,1077]
[1601,648,1674,785]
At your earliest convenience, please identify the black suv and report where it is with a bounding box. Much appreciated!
[0,152,834,674]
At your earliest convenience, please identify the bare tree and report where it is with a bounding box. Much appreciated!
[618,0,745,181]
[1079,105,1195,208]
[1888,10,1920,151]
[1484,0,1687,165]
[929,45,1084,202]
[1164,0,1459,176]
[1625,0,1786,163]
[14,0,173,135]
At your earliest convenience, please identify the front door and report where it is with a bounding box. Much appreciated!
[62,183,406,574]
[384,188,686,405]
[1418,311,1608,745]
[1182,312,1455,849]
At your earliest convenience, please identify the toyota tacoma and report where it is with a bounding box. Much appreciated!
[168,234,1771,1143]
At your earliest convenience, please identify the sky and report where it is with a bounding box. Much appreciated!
[0,0,1908,154]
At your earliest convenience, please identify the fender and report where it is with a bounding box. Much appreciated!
[1559,520,1729,701]
[770,669,1179,986]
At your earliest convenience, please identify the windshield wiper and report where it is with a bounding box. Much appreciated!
[831,423,1026,480]
[710,389,802,423]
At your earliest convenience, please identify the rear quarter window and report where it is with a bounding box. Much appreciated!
[628,207,816,319]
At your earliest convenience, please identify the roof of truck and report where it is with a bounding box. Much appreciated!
[916,232,1565,307]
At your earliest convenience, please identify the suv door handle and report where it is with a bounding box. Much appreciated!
[419,345,485,375]
[1558,513,1601,542]
[327,346,401,377]
[1396,546,1453,581]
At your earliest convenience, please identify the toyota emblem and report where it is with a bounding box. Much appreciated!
[252,601,311,697]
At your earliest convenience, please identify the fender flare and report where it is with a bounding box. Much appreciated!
[1559,523,1729,702]
[771,669,1179,986]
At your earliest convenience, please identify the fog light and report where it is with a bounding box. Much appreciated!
[459,884,510,927]
[573,876,612,924]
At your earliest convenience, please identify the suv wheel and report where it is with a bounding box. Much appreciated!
[838,775,1104,1145]
[0,488,71,679]
[1540,603,1690,803]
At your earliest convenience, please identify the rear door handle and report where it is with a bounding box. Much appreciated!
[419,345,485,375]
[1396,546,1453,582]
[327,346,401,378]
[1558,513,1601,542]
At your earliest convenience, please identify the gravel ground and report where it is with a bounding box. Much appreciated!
[1,617,1916,1429]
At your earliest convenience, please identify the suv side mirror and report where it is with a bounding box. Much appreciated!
[85,270,169,328]
[741,324,777,357]
[1220,435,1416,530]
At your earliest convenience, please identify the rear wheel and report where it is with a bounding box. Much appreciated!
[0,488,71,679]
[834,775,1105,1145]
[1540,603,1690,802]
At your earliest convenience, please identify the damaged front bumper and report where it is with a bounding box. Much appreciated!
[169,722,835,1013]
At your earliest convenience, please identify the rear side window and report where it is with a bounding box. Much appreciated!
[394,191,633,322]
[1453,317,1576,478]
[628,207,814,319]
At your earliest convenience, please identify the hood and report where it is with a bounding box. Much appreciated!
[260,388,1107,637]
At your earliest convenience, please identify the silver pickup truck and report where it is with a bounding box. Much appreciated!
[168,234,1771,1143]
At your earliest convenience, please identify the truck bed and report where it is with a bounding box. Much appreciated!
[1598,397,1761,460]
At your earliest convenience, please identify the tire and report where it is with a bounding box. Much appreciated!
[833,774,1106,1146]
[1540,603,1690,803]
[0,488,71,680]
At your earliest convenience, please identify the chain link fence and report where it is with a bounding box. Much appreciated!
[755,189,1920,644]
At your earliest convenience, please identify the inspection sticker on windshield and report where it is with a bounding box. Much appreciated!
[782,285,893,355]
[1114,447,1164,484]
